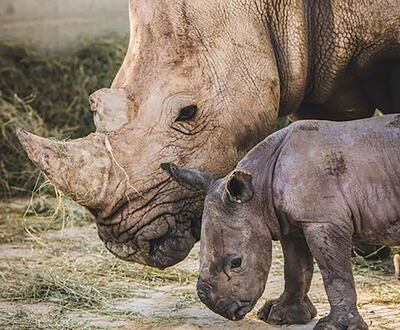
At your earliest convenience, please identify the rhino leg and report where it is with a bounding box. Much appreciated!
[303,223,368,330]
[258,232,317,325]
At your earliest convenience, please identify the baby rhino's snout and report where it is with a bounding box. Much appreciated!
[197,278,214,307]
[197,278,252,321]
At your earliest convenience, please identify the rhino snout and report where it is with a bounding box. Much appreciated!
[197,278,214,305]
[197,278,252,321]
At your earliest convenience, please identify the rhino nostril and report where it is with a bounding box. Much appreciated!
[197,288,209,302]
[197,278,212,291]
[234,301,252,320]
[196,278,214,304]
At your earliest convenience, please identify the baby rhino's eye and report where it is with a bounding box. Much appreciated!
[230,257,242,269]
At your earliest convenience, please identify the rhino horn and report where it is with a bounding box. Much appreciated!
[16,129,113,209]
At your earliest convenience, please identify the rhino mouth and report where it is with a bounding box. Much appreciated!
[95,182,203,269]
[148,214,201,268]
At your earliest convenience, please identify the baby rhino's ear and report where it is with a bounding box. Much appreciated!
[161,163,216,192]
[226,171,254,203]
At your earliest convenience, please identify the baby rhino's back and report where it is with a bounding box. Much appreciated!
[275,114,400,245]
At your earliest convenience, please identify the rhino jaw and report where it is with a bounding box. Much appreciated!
[102,218,200,269]
[97,190,203,269]
[16,128,113,210]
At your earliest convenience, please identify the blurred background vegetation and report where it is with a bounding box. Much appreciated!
[0,37,128,199]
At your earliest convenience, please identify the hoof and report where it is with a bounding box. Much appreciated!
[314,313,368,330]
[314,318,340,330]
[348,315,368,330]
[257,298,278,322]
[258,295,317,325]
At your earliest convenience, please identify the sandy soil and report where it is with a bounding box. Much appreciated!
[0,223,399,330]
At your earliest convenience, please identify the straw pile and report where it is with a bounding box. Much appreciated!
[0,37,128,198]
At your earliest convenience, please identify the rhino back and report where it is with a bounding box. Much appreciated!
[273,115,400,245]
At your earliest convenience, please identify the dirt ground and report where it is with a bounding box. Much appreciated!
[0,203,399,330]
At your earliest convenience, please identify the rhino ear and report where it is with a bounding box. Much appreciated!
[161,163,216,192]
[225,171,254,203]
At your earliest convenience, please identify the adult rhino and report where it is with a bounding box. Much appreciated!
[17,0,400,269]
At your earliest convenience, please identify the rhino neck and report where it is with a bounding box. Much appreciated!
[255,0,311,117]
[235,128,290,241]
[305,1,400,105]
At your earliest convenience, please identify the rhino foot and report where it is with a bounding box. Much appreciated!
[314,313,368,330]
[257,295,317,325]
[348,315,369,330]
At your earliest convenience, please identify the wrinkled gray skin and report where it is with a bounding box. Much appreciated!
[17,0,400,269]
[163,114,400,330]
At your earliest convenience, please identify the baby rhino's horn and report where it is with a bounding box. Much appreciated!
[161,163,216,193]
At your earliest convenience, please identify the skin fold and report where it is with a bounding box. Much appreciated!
[17,0,400,269]
[163,114,400,330]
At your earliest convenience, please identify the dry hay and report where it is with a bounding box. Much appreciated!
[0,254,198,307]
[0,37,128,198]
[0,186,93,243]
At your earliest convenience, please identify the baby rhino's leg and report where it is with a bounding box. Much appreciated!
[303,223,368,330]
[258,232,317,325]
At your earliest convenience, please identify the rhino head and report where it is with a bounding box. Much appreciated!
[17,0,282,269]
[162,163,271,320]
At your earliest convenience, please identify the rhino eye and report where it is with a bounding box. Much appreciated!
[176,105,197,122]
[230,257,242,269]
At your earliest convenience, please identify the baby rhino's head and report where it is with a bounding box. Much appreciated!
[162,163,273,320]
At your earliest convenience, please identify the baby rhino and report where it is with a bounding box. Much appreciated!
[162,114,400,330]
